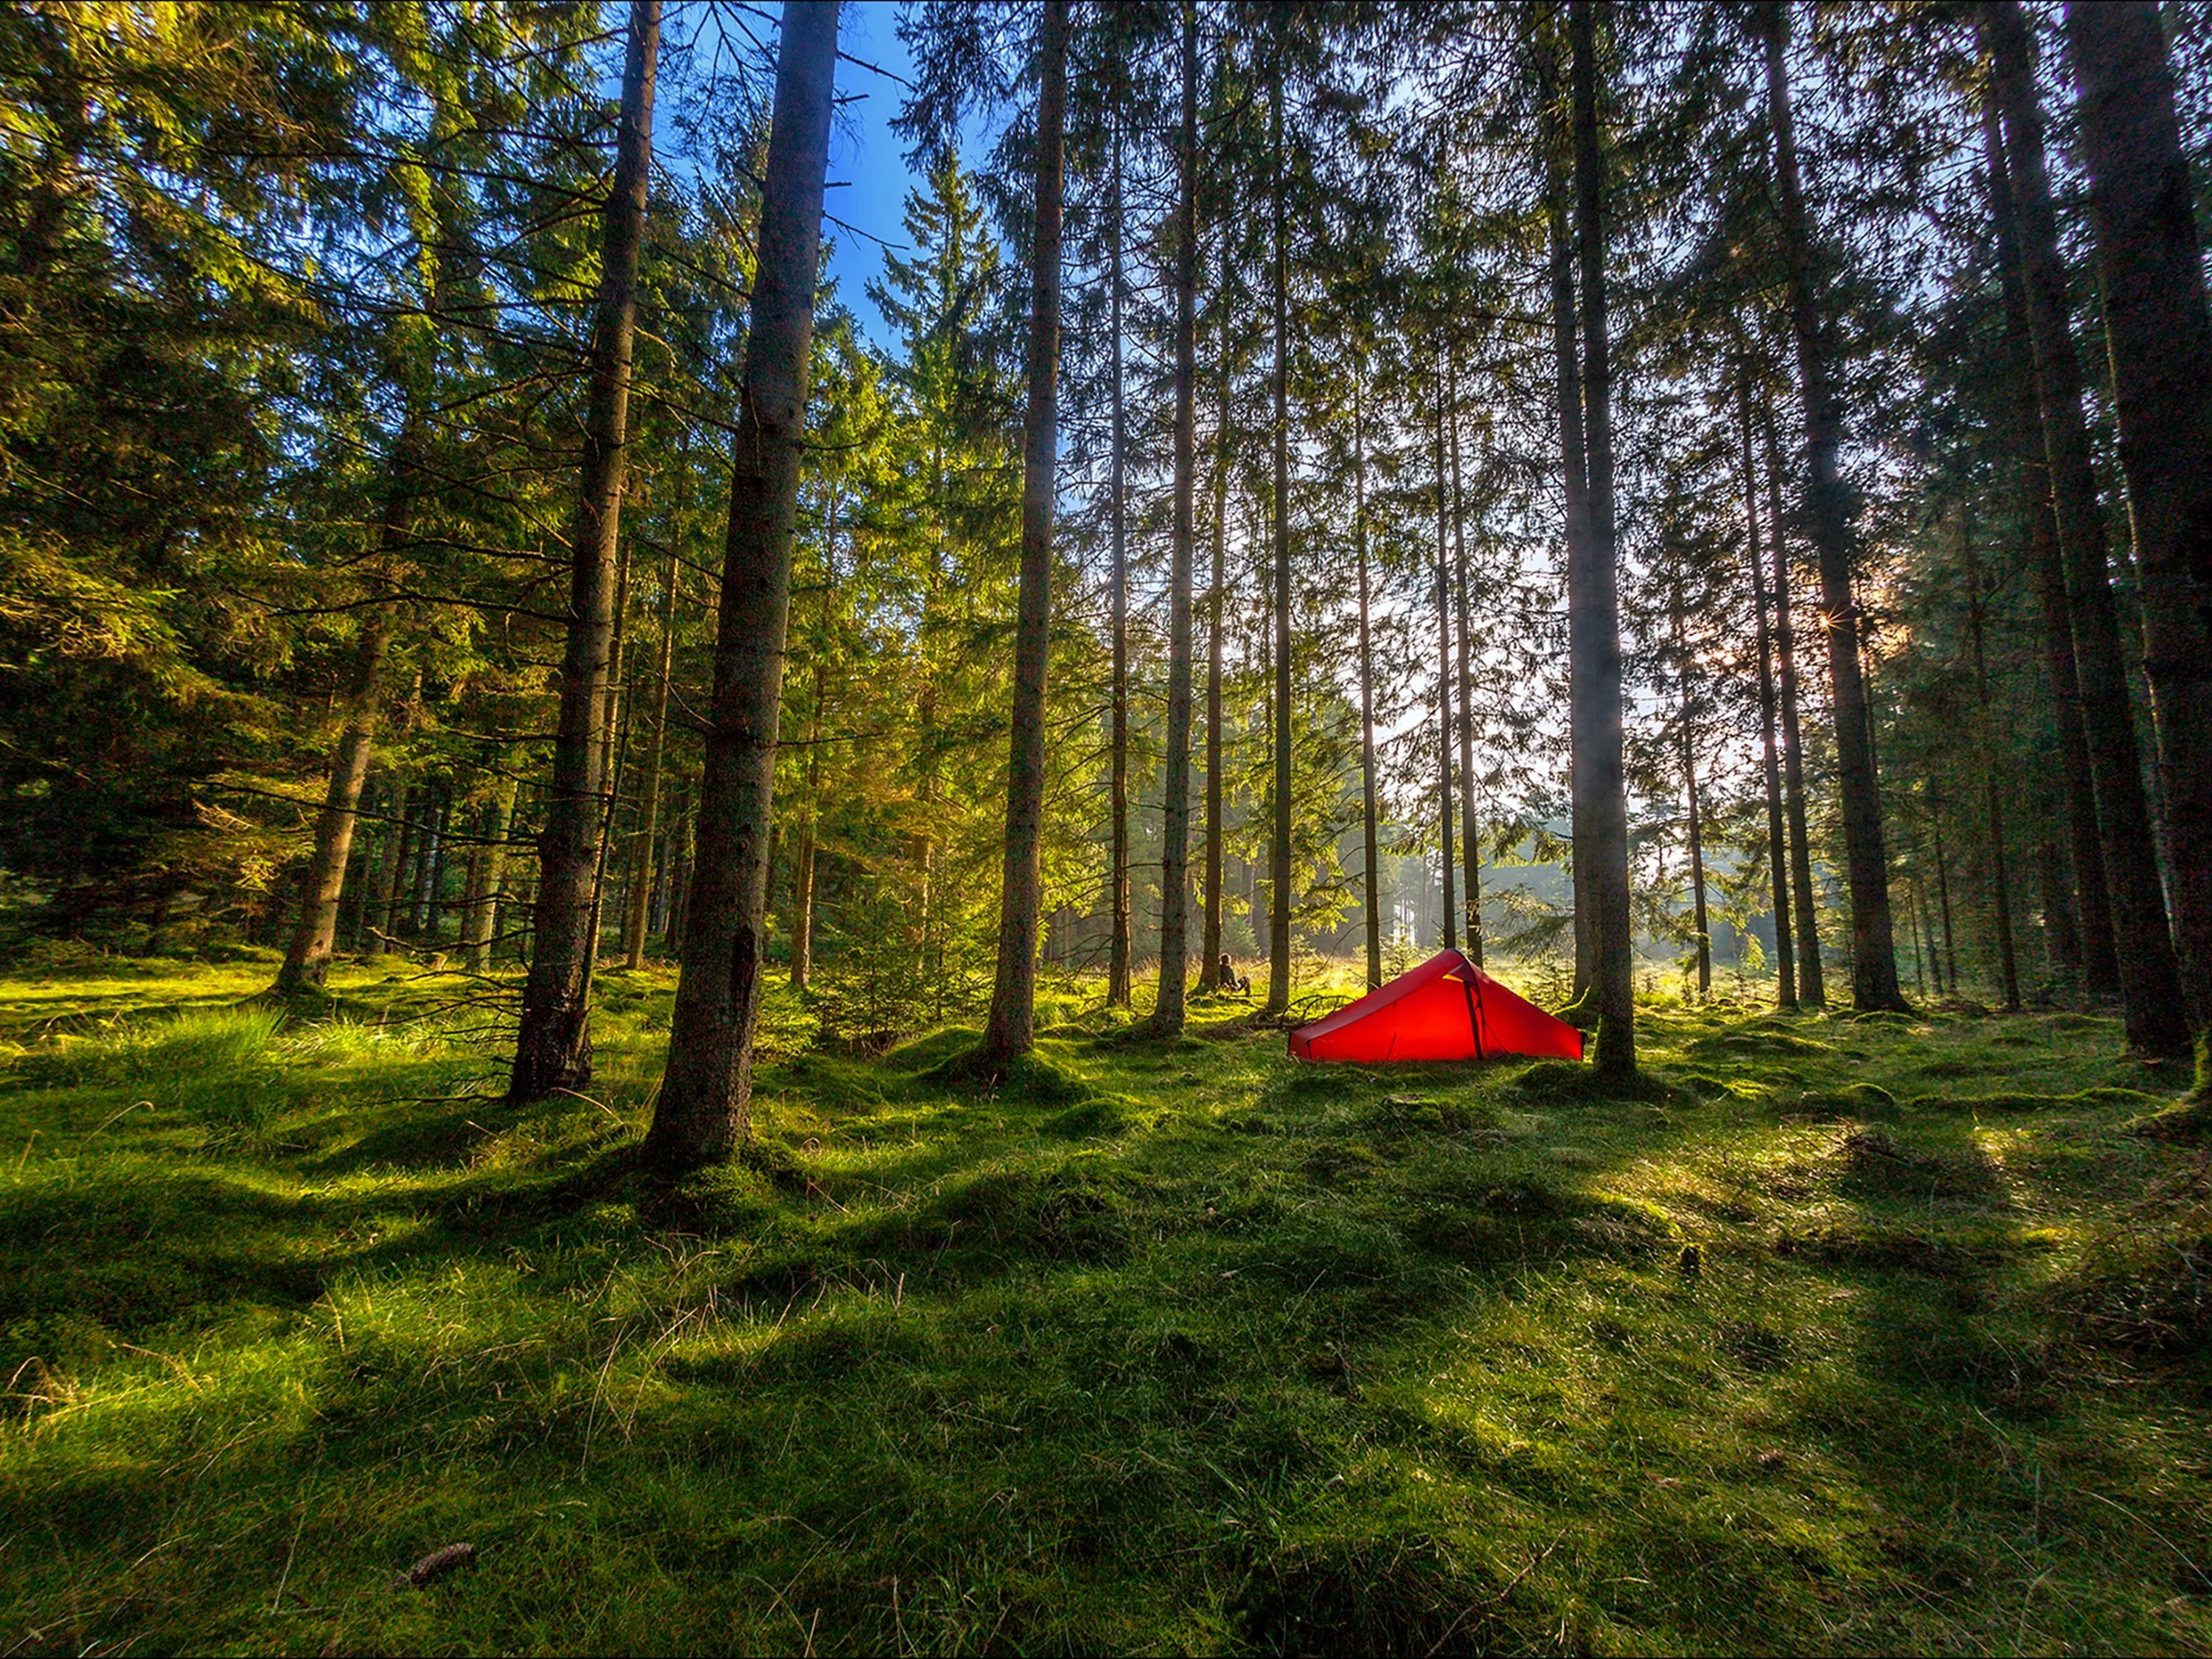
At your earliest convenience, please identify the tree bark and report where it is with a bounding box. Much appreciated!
[1354,364,1382,990]
[1539,22,1594,1004]
[1987,0,2190,1057]
[1150,0,1199,1034]
[625,488,682,970]
[1740,379,1796,1006]
[1570,0,1635,1075]
[462,769,518,974]
[1761,1,1905,1012]
[1433,352,1457,957]
[981,0,1068,1060]
[1200,240,1230,990]
[1450,349,1481,966]
[1980,90,2115,998]
[510,0,661,1101]
[1671,582,1711,996]
[647,1,835,1169]
[1265,63,1294,1016]
[1761,402,1825,1004]
[1962,526,2023,1011]
[1106,131,1132,1008]
[2063,0,2212,1056]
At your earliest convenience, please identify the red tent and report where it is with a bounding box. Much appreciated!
[1288,948,1584,1063]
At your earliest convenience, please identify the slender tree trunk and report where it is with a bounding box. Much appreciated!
[625,485,682,969]
[582,543,634,970]
[1761,3,1905,1012]
[463,770,518,973]
[981,0,1068,1059]
[1265,64,1293,1015]
[372,782,411,953]
[1761,403,1825,1004]
[647,2,835,1168]
[1987,1,2189,1057]
[790,662,823,992]
[510,0,661,1101]
[1671,583,1711,997]
[1107,132,1133,1008]
[660,793,692,958]
[1450,352,1482,967]
[1540,25,1595,1004]
[1200,249,1229,990]
[276,607,393,992]
[1962,527,2022,1011]
[1433,350,1457,958]
[2064,0,2212,1062]
[1981,93,2114,1000]
[1354,366,1382,991]
[1741,380,1796,1007]
[1150,0,1199,1033]
[1570,0,1635,1075]
[2039,832,2081,984]
[413,783,445,936]
[1930,798,1959,995]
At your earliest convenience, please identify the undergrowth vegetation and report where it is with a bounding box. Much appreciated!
[1,957,2207,1654]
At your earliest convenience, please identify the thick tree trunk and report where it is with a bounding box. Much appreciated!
[1981,94,2115,999]
[981,0,1068,1060]
[1201,255,1229,990]
[1265,66,1293,1016]
[1433,354,1457,958]
[1761,404,1825,1004]
[1987,0,2191,1057]
[462,769,518,973]
[1354,368,1382,991]
[1539,27,1594,1004]
[2064,0,2212,1058]
[1570,0,1635,1076]
[510,0,661,1102]
[1963,531,2023,1011]
[1107,133,1133,1008]
[1450,351,1481,966]
[1740,380,1796,1007]
[1150,0,1199,1034]
[646,2,835,1168]
[1761,3,1905,1012]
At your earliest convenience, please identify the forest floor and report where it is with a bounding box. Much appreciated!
[1,953,2208,1656]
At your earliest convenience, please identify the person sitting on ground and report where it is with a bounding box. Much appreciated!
[1217,953,1251,995]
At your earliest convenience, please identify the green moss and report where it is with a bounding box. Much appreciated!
[0,959,2205,1655]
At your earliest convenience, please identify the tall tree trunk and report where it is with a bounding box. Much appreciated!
[1760,2,1906,1012]
[1450,351,1482,966]
[1354,364,1382,990]
[1433,352,1458,956]
[1963,527,2023,1012]
[1539,23,1595,1004]
[510,0,661,1101]
[372,781,411,953]
[1107,131,1133,1008]
[1761,403,1825,1004]
[1987,0,2190,1057]
[462,769,518,974]
[625,481,683,969]
[647,2,835,1168]
[981,0,1068,1060]
[413,782,445,936]
[1150,0,1199,1033]
[2064,0,2212,1062]
[1931,797,1959,994]
[1740,379,1796,1007]
[1265,63,1293,1015]
[1200,247,1229,990]
[2038,832,2081,982]
[1672,583,1711,996]
[1570,0,1635,1076]
[582,543,634,969]
[1981,92,2115,999]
